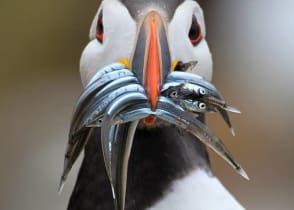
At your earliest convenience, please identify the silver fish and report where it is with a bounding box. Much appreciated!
[59,128,93,193]
[101,92,148,180]
[111,121,139,210]
[104,103,153,210]
[161,82,209,99]
[173,60,198,72]
[60,63,248,210]
[76,69,135,111]
[61,69,140,191]
[179,99,216,113]
[156,97,249,180]
[163,77,239,136]
[87,63,127,87]
[79,84,145,131]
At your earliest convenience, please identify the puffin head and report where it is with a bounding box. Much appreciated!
[80,0,212,93]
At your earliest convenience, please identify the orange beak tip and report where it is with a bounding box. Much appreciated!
[143,115,157,126]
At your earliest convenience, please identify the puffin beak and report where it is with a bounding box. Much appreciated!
[131,11,171,111]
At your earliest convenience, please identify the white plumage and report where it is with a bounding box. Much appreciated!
[148,169,244,210]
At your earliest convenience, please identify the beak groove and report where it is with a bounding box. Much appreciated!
[131,11,171,110]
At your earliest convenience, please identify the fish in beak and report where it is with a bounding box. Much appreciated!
[60,8,248,210]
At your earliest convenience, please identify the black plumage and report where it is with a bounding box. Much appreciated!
[68,120,210,210]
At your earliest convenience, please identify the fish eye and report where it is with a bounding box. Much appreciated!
[198,87,207,95]
[170,90,178,98]
[199,102,207,110]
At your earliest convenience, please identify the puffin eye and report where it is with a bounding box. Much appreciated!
[96,10,104,43]
[189,15,202,46]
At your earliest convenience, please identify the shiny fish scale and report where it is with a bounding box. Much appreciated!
[95,76,139,99]
[100,92,148,210]
[87,63,127,87]
[72,72,139,139]
[75,69,135,112]
[83,84,145,129]
[69,69,137,143]
[76,81,142,137]
[101,92,148,179]
[166,71,217,93]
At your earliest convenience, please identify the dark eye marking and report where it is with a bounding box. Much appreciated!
[96,10,104,43]
[189,15,202,46]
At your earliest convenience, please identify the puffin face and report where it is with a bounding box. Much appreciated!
[80,0,212,87]
[80,0,137,86]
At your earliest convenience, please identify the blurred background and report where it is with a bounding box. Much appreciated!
[0,0,293,209]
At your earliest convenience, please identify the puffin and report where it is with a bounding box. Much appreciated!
[61,1,247,209]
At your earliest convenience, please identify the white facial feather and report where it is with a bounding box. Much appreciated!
[80,0,136,86]
[169,0,213,81]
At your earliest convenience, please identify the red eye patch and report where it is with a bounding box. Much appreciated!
[96,11,104,43]
[189,15,202,46]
